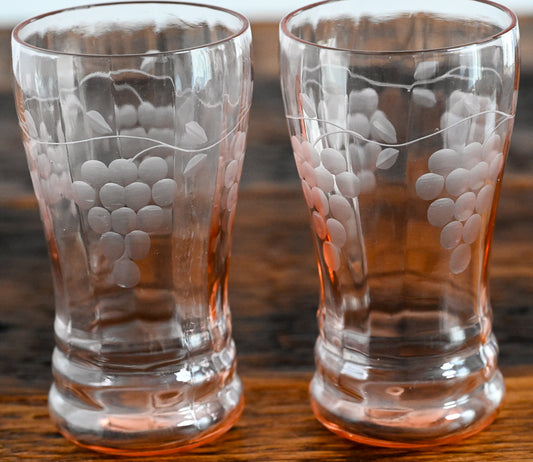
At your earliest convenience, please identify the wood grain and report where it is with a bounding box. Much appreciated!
[2,181,533,460]
[2,19,533,460]
[1,369,533,461]
[3,17,533,91]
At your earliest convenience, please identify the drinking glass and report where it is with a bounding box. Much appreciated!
[280,0,519,447]
[12,2,252,455]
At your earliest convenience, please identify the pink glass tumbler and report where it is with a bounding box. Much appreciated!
[280,0,519,447]
[12,2,253,455]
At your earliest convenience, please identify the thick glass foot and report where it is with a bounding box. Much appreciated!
[49,378,243,456]
[310,364,504,448]
[48,347,243,456]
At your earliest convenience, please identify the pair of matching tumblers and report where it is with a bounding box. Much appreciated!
[11,0,520,455]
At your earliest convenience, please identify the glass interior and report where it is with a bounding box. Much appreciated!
[14,2,247,56]
[283,0,516,52]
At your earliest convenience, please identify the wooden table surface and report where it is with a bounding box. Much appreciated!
[1,21,533,461]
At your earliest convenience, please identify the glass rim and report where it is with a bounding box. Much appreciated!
[11,0,251,58]
[279,0,518,55]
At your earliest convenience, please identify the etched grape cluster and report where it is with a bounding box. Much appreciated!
[25,94,246,289]
[291,60,508,275]
[414,87,503,274]
[71,155,178,288]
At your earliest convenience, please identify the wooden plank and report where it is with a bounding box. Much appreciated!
[1,369,532,461]
[2,16,533,460]
[2,15,532,92]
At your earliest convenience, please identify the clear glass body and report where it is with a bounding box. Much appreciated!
[12,2,253,455]
[280,0,519,447]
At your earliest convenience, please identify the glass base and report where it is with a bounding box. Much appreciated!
[49,379,243,456]
[48,346,243,456]
[310,348,504,448]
